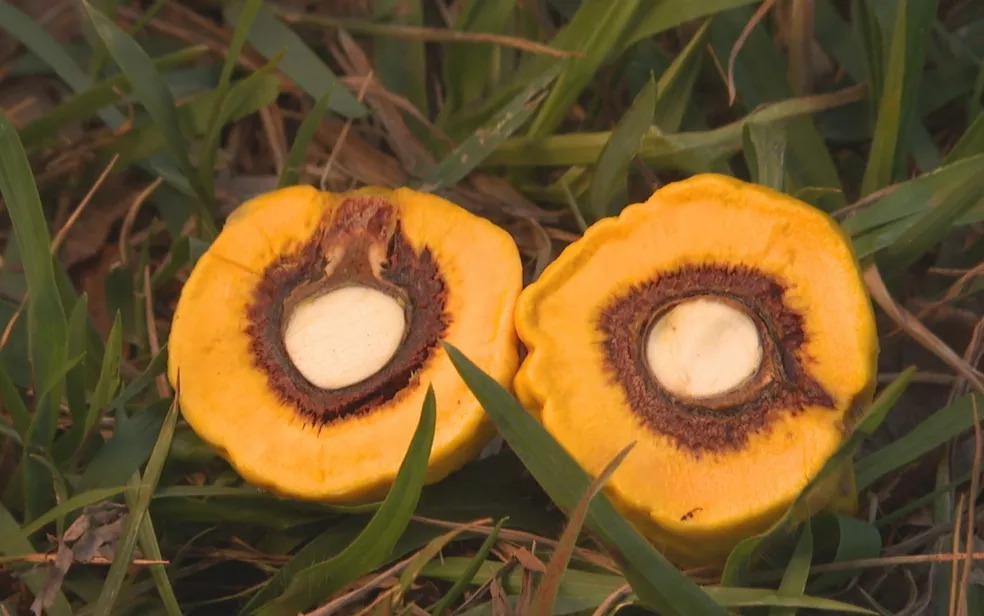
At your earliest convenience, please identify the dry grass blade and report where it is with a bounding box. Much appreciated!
[863,264,984,393]
[726,0,778,104]
[531,442,636,616]
[276,10,580,59]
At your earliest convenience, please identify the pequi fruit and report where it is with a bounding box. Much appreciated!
[167,185,522,503]
[513,174,878,567]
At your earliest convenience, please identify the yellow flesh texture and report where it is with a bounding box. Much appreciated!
[168,186,522,503]
[513,174,878,567]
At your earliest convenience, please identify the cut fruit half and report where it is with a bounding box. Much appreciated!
[513,174,879,567]
[167,185,522,503]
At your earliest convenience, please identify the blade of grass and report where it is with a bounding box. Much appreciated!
[390,521,484,608]
[0,111,69,520]
[855,393,984,491]
[586,74,656,221]
[441,0,517,113]
[526,0,641,138]
[0,366,31,437]
[710,5,845,211]
[743,121,788,191]
[852,0,885,118]
[250,387,438,616]
[443,343,726,616]
[135,503,181,615]
[722,367,915,585]
[532,443,635,616]
[198,0,264,202]
[18,45,207,148]
[486,84,865,169]
[82,0,216,234]
[620,0,761,51]
[768,520,813,616]
[945,112,984,163]
[90,393,180,615]
[416,62,564,191]
[429,520,505,616]
[860,0,939,196]
[278,83,335,188]
[77,399,169,492]
[18,486,127,538]
[807,512,882,592]
[653,18,712,133]
[227,2,366,118]
[373,0,427,113]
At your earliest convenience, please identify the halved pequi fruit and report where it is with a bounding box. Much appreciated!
[514,174,878,567]
[167,185,522,503]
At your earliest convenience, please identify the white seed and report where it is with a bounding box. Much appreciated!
[283,285,406,390]
[645,297,763,400]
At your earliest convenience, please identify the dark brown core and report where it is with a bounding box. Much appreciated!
[245,195,449,426]
[599,263,834,455]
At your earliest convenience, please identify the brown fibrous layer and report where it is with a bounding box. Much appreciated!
[245,196,449,426]
[599,263,834,455]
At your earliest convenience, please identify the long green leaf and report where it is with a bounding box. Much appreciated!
[251,387,438,616]
[444,343,725,616]
[860,0,939,195]
[586,74,656,221]
[228,2,366,118]
[82,1,215,232]
[855,393,984,491]
[653,18,712,133]
[91,395,181,614]
[278,84,336,188]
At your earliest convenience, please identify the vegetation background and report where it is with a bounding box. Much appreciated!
[0,0,983,614]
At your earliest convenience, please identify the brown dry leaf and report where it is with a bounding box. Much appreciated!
[500,545,547,574]
[313,117,409,188]
[29,543,72,616]
[333,30,436,175]
[489,577,514,616]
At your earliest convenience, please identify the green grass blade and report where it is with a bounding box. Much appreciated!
[198,0,264,202]
[852,0,885,116]
[429,520,505,616]
[77,400,168,492]
[0,366,31,437]
[653,18,711,133]
[90,394,181,615]
[82,1,216,232]
[443,343,726,616]
[19,45,207,148]
[417,62,564,191]
[526,0,641,138]
[768,521,813,616]
[441,0,517,113]
[860,0,940,196]
[18,486,127,538]
[743,121,788,191]
[373,0,427,113]
[855,393,984,491]
[532,444,634,616]
[0,116,68,408]
[621,0,760,51]
[586,74,656,221]
[710,6,845,211]
[229,2,367,118]
[486,85,864,169]
[945,112,984,163]
[875,164,984,273]
[63,295,89,431]
[702,587,875,613]
[278,84,335,188]
[251,387,438,616]
[0,111,69,519]
[808,512,882,592]
[136,510,182,616]
[722,368,914,585]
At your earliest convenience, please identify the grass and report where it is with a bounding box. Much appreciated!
[0,0,983,614]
